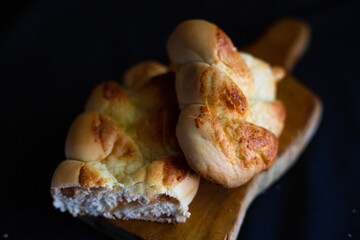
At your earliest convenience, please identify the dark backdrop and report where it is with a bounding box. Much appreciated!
[1,0,359,239]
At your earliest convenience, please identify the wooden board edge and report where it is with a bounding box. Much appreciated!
[80,216,142,240]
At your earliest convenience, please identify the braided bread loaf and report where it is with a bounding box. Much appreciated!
[167,20,286,188]
[51,62,200,223]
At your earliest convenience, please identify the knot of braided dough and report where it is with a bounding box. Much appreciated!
[167,20,286,188]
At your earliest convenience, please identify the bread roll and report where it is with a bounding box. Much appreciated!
[51,62,200,223]
[167,20,285,188]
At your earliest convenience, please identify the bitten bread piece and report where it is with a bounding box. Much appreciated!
[51,62,200,223]
[167,20,286,188]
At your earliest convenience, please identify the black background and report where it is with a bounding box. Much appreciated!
[1,0,359,239]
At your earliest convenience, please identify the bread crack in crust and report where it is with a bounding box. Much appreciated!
[51,61,200,223]
[167,20,286,188]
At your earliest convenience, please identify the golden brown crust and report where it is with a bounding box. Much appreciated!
[91,114,120,154]
[85,81,138,129]
[194,106,235,159]
[215,28,254,95]
[129,105,180,160]
[199,65,250,120]
[146,155,188,188]
[167,19,218,65]
[86,81,130,109]
[224,119,278,169]
[103,81,128,102]
[162,156,188,187]
[124,61,169,89]
[65,112,119,162]
[168,19,254,96]
[248,100,286,137]
[168,20,286,188]
[131,72,178,112]
[78,164,108,188]
[51,160,84,188]
[65,112,140,163]
[51,160,116,188]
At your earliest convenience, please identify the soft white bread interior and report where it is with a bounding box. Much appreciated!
[167,20,286,188]
[51,62,200,223]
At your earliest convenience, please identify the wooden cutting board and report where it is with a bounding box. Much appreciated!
[81,18,322,240]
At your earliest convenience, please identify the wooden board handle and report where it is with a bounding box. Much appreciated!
[244,18,311,71]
